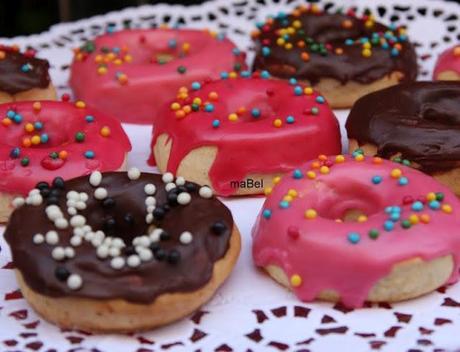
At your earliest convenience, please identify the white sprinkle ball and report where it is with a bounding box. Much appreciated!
[127,255,141,268]
[89,171,102,187]
[55,218,69,229]
[32,233,44,245]
[70,215,86,227]
[12,197,25,208]
[175,176,186,186]
[51,247,66,261]
[179,231,193,245]
[165,182,176,192]
[127,167,141,180]
[67,274,83,290]
[45,231,59,245]
[110,256,125,269]
[144,183,156,195]
[177,192,191,205]
[162,172,174,183]
[199,186,213,199]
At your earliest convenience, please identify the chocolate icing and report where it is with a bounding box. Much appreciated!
[346,81,460,173]
[0,48,51,94]
[5,172,233,303]
[253,12,417,85]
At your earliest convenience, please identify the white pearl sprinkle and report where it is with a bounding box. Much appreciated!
[64,247,75,258]
[145,213,153,224]
[127,255,141,268]
[55,218,69,229]
[28,194,43,206]
[199,186,213,199]
[110,257,125,269]
[109,247,121,257]
[127,167,141,180]
[162,172,174,183]
[89,171,102,187]
[82,225,92,233]
[94,187,108,200]
[91,238,103,247]
[29,189,40,196]
[70,215,86,227]
[79,193,89,202]
[32,233,44,245]
[103,237,113,246]
[147,205,155,213]
[112,238,125,248]
[52,247,66,261]
[145,196,156,207]
[73,228,85,237]
[66,200,77,208]
[67,274,83,290]
[179,231,193,245]
[137,236,150,247]
[84,231,95,242]
[75,201,87,210]
[144,183,156,195]
[66,191,79,200]
[149,228,163,242]
[177,192,191,205]
[12,197,25,208]
[45,231,59,245]
[70,236,82,247]
[96,245,109,259]
[139,248,153,262]
[67,207,77,216]
[165,182,176,192]
[175,176,186,186]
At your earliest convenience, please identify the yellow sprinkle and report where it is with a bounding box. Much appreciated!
[100,126,111,137]
[306,171,316,179]
[75,101,86,109]
[390,168,402,179]
[365,20,375,28]
[363,42,371,49]
[290,274,302,287]
[229,71,238,79]
[442,204,453,214]
[292,20,302,28]
[426,192,436,201]
[124,54,133,62]
[182,42,190,53]
[228,113,238,122]
[319,166,330,174]
[114,58,123,65]
[288,189,298,197]
[94,54,103,63]
[304,87,313,95]
[286,27,295,35]
[24,123,34,133]
[355,154,364,162]
[409,214,419,225]
[335,155,345,163]
[170,102,181,111]
[283,195,293,202]
[362,48,372,58]
[273,119,282,128]
[193,97,202,105]
[31,135,41,145]
[264,187,272,196]
[97,66,107,75]
[304,209,317,219]
[273,176,281,185]
[357,215,368,223]
[284,43,293,50]
[276,38,285,46]
[32,102,41,111]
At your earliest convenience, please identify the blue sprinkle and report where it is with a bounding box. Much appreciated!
[385,206,394,214]
[390,212,400,222]
[12,114,22,124]
[384,220,395,231]
[412,201,424,212]
[282,34,290,40]
[40,133,49,143]
[191,81,201,90]
[7,110,15,118]
[391,48,399,57]
[360,37,369,43]
[392,206,401,213]
[429,200,441,210]
[216,33,226,41]
[240,70,251,78]
[286,115,295,124]
[232,48,240,56]
[204,104,214,112]
[372,175,382,184]
[262,209,272,219]
[262,46,271,57]
[398,177,409,186]
[294,86,303,96]
[256,22,264,29]
[260,70,270,79]
[277,11,287,19]
[106,25,116,34]
[292,169,303,179]
[84,150,95,159]
[112,47,120,53]
[9,147,20,159]
[85,115,95,123]
[279,201,290,209]
[381,42,390,50]
[315,96,325,104]
[251,108,261,118]
[212,119,220,128]
[399,34,407,42]
[34,121,43,130]
[351,149,363,157]
[220,71,229,79]
[289,78,297,85]
[389,23,397,31]
[348,232,361,244]
[345,38,354,45]
[168,39,177,48]
[311,107,319,115]
[21,64,31,72]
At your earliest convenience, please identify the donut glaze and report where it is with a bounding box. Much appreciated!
[0,100,131,195]
[149,73,341,196]
[433,45,460,80]
[0,45,51,94]
[252,155,460,307]
[346,81,460,174]
[5,171,234,303]
[252,5,417,86]
[70,29,247,124]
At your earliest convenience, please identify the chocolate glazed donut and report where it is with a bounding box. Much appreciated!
[346,81,460,195]
[252,5,417,108]
[5,170,241,332]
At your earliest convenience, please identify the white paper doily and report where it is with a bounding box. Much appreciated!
[1,1,460,351]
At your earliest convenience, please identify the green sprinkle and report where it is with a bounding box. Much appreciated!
[401,220,411,229]
[21,157,29,166]
[75,132,85,142]
[177,65,186,74]
[368,229,379,239]
[436,192,444,201]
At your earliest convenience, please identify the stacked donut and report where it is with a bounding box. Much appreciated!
[2,1,460,334]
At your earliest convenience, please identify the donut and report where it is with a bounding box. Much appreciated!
[252,154,460,308]
[346,81,460,196]
[433,44,460,81]
[0,99,131,221]
[150,71,341,196]
[70,28,247,124]
[0,45,56,103]
[252,4,417,108]
[5,170,241,332]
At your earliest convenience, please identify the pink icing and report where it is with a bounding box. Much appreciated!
[69,29,247,124]
[0,100,131,195]
[252,155,460,308]
[149,75,341,196]
[433,44,460,79]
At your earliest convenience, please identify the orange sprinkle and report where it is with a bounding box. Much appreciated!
[182,105,191,114]
[58,150,68,160]
[2,118,12,126]
[124,54,133,62]
[297,41,305,48]
[304,87,313,95]
[454,46,460,57]
[22,137,32,147]
[24,123,34,133]
[175,110,186,119]
[373,156,383,164]
[420,214,430,224]
[228,113,238,122]
[32,101,41,111]
[100,126,111,137]
[273,118,282,127]
[0,51,5,60]
[75,101,86,109]
[335,48,344,55]
[208,91,219,100]
[182,42,190,53]
[301,52,310,61]
[114,58,123,65]
[237,106,246,115]
[342,19,353,29]
[311,161,320,169]
[390,168,402,178]
[335,155,345,163]
[318,155,328,161]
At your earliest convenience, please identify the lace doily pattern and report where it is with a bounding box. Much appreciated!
[1,0,460,351]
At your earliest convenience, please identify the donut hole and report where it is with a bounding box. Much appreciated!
[313,181,383,222]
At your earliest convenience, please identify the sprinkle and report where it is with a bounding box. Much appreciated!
[429,200,441,210]
[273,118,282,127]
[315,96,325,104]
[52,247,66,261]
[384,220,394,231]
[12,113,22,124]
[412,201,423,211]
[144,183,156,195]
[177,192,191,205]
[372,176,382,184]
[306,171,316,179]
[84,150,95,159]
[45,230,59,245]
[294,86,303,95]
[263,209,272,219]
[40,133,49,143]
[348,232,360,244]
[368,229,379,239]
[292,169,303,179]
[420,214,430,223]
[34,122,43,130]
[286,115,295,124]
[398,177,409,186]
[290,274,302,287]
[94,187,108,200]
[89,171,102,187]
[390,168,402,178]
[442,204,452,214]
[304,87,313,95]
[10,147,20,159]
[75,132,85,142]
[100,126,111,137]
[260,70,270,79]
[20,157,29,166]
[75,101,86,109]
[279,200,290,209]
[228,113,238,122]
[311,107,319,115]
[335,155,345,163]
[180,231,193,244]
[319,166,330,174]
[32,233,44,244]
[85,115,95,122]
[199,186,213,198]
[409,214,419,224]
[162,172,174,183]
[67,274,83,290]
[191,81,201,90]
[251,108,261,118]
[304,209,317,219]
[212,119,220,128]
[426,192,436,201]
[354,154,364,162]
[273,176,281,184]
[128,167,141,180]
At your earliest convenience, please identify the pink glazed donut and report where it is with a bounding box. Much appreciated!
[252,154,460,308]
[70,29,247,124]
[433,44,460,81]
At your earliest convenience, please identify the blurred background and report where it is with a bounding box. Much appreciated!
[1,0,459,38]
